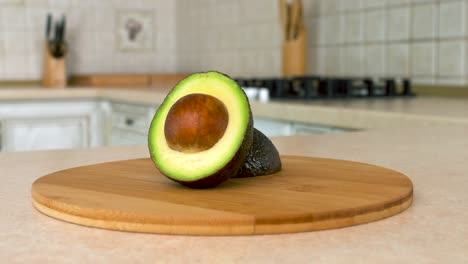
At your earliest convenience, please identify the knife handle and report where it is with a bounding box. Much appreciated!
[289,0,300,40]
[279,0,288,41]
[46,13,52,41]
[61,16,66,41]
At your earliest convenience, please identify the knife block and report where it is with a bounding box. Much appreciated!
[282,31,307,77]
[42,43,67,88]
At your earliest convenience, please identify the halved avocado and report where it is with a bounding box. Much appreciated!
[148,72,253,188]
[235,128,282,178]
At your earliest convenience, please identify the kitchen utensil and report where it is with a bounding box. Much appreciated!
[53,16,66,44]
[31,156,413,235]
[42,43,66,88]
[279,0,288,40]
[49,42,66,58]
[289,0,300,40]
[54,21,62,43]
[60,15,66,42]
[243,87,259,100]
[43,13,67,87]
[294,0,304,39]
[280,0,306,76]
[44,14,67,58]
[258,88,270,102]
[282,30,307,76]
[46,13,52,41]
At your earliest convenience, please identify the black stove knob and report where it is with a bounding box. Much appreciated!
[385,79,396,96]
[402,79,413,96]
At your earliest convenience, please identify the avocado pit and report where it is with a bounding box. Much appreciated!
[164,93,229,153]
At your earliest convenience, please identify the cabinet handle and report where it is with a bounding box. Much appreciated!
[125,118,134,126]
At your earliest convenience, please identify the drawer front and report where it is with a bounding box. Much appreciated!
[110,129,148,146]
[112,112,149,133]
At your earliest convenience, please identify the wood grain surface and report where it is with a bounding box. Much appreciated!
[31,156,413,235]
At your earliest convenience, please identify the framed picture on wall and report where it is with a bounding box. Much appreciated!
[116,9,154,52]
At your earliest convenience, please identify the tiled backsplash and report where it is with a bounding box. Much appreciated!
[177,0,468,86]
[312,0,467,85]
[176,0,287,76]
[176,0,283,78]
[0,0,176,80]
[1,0,467,87]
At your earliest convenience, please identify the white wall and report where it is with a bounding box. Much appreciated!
[176,0,283,78]
[311,0,467,86]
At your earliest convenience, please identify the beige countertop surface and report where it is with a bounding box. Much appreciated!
[0,88,467,263]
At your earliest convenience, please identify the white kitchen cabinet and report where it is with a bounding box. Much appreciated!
[3,117,88,152]
[254,117,351,137]
[254,118,293,137]
[0,100,106,152]
[109,101,158,146]
[110,129,148,146]
[0,99,352,152]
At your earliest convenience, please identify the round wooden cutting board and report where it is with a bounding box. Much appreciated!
[31,156,413,235]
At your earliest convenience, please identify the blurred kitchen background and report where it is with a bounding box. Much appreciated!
[0,0,466,88]
[0,0,467,153]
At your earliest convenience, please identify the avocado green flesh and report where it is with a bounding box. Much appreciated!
[148,71,253,187]
[235,128,282,178]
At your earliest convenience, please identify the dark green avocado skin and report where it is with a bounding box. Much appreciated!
[235,128,282,178]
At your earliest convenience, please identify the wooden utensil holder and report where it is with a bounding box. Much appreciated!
[282,31,307,77]
[42,42,67,88]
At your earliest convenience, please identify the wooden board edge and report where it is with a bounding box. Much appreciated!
[31,190,413,236]
[31,199,256,236]
[254,191,413,234]
[31,184,257,236]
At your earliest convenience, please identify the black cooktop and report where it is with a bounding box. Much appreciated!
[234,76,414,99]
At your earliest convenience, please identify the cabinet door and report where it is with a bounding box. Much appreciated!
[3,117,88,152]
[110,129,147,146]
[109,102,159,146]
[0,100,105,152]
[254,117,352,136]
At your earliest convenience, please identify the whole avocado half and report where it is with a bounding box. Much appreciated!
[235,128,282,178]
[148,71,254,188]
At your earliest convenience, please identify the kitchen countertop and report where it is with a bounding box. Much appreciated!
[0,88,467,262]
[0,126,467,263]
